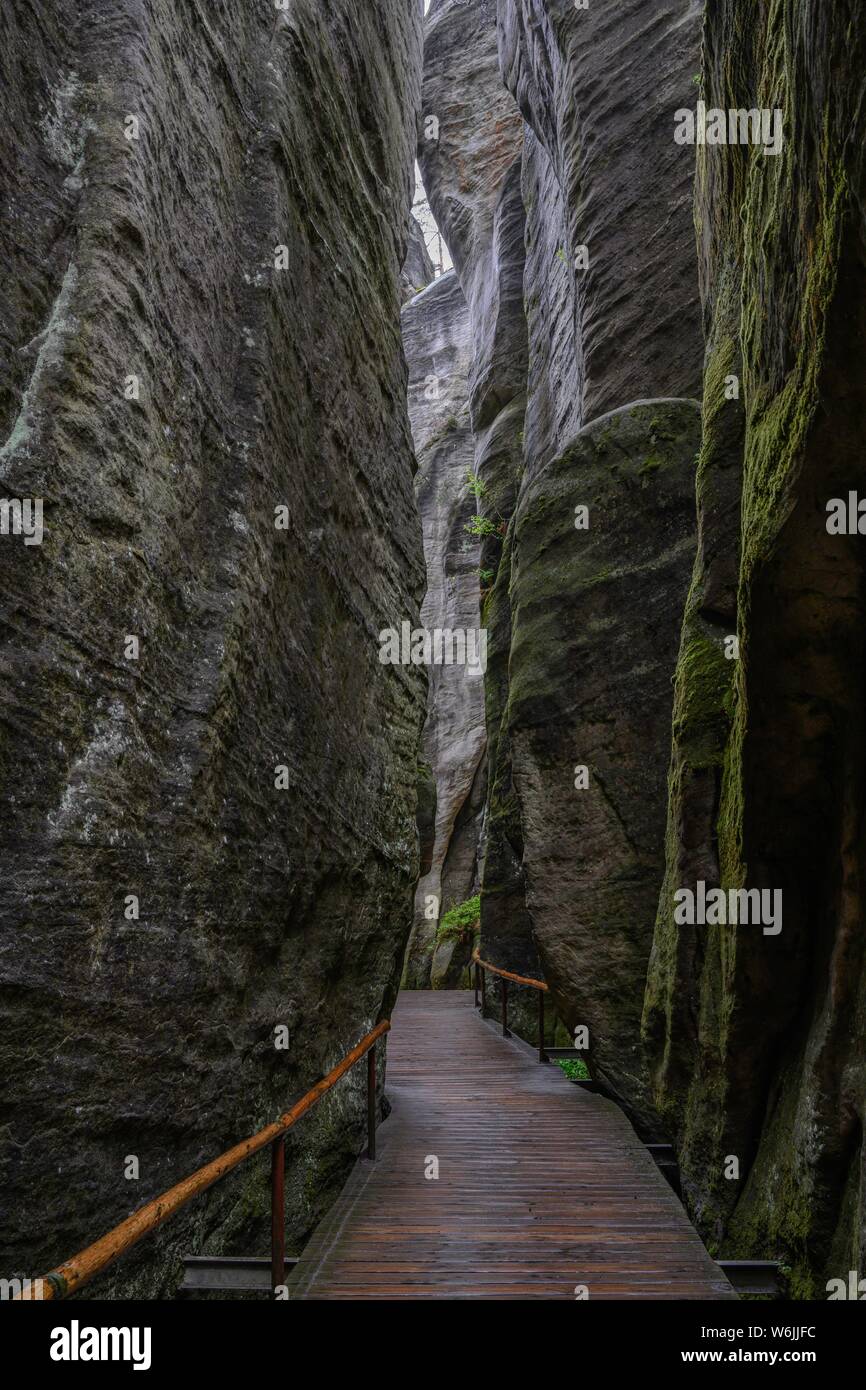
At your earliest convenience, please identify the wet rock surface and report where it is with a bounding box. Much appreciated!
[509,399,700,1130]
[418,0,534,1005]
[400,270,485,989]
[0,0,425,1292]
[643,0,866,1294]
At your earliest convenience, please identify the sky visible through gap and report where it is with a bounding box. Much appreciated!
[415,0,453,276]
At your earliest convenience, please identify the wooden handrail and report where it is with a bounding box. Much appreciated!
[472,947,548,991]
[17,1019,390,1300]
[472,949,548,1062]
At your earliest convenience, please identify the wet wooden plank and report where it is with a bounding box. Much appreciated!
[289,993,736,1301]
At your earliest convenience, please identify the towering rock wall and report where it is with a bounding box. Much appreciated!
[419,4,702,1091]
[486,0,703,1111]
[419,0,533,1005]
[401,268,486,989]
[401,214,435,303]
[422,1,526,431]
[643,0,866,1294]
[0,0,425,1293]
[499,0,703,469]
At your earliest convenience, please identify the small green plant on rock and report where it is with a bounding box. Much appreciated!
[465,468,486,500]
[465,514,498,538]
[463,469,505,541]
[557,1058,590,1081]
[435,894,481,947]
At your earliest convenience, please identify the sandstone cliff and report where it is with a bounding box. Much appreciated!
[0,0,425,1293]
[401,268,486,989]
[430,0,703,1113]
[419,0,533,1011]
[401,214,435,303]
[643,0,866,1295]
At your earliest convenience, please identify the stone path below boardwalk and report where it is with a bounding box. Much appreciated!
[288,992,736,1300]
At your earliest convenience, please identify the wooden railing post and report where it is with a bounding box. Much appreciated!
[502,977,509,1037]
[270,1137,285,1293]
[538,988,547,1063]
[480,963,487,1018]
[367,1043,377,1160]
[474,962,480,1008]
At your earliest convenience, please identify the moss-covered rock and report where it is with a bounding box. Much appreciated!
[643,0,866,1294]
[0,0,426,1294]
[507,399,700,1131]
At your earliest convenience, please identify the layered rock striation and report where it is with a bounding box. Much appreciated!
[401,268,486,989]
[419,0,534,1008]
[401,214,435,304]
[0,0,426,1293]
[483,0,703,1086]
[643,0,866,1293]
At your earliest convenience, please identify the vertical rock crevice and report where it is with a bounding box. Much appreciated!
[401,263,486,989]
[417,0,535,1011]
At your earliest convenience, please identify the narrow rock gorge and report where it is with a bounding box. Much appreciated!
[407,0,866,1293]
[413,0,534,1015]
[2,0,865,1315]
[401,264,486,988]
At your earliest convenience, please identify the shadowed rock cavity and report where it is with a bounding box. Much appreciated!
[0,0,425,1293]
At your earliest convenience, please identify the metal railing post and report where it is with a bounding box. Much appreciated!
[538,988,547,1063]
[502,977,509,1037]
[474,962,480,1008]
[270,1137,285,1293]
[22,1019,391,1301]
[367,1042,377,1160]
[480,964,487,1018]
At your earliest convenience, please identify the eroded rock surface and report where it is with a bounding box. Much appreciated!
[643,0,866,1294]
[401,213,435,303]
[0,0,425,1293]
[418,0,534,1007]
[499,0,704,464]
[475,0,704,1064]
[509,400,699,1128]
[421,0,526,430]
[401,270,485,989]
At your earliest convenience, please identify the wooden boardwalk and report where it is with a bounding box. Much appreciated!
[289,993,736,1300]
